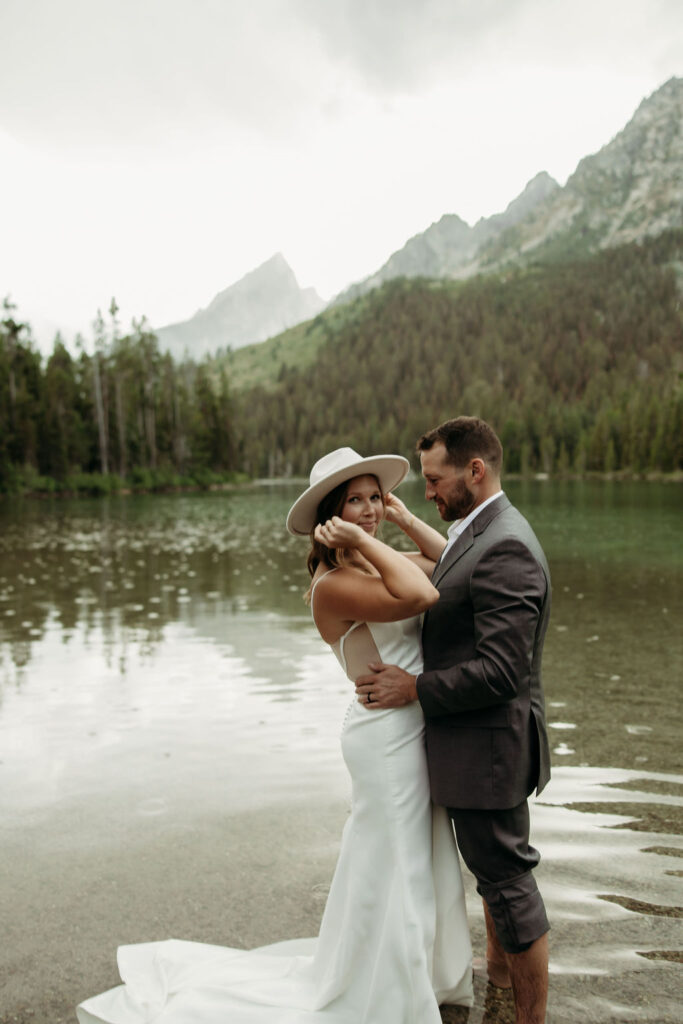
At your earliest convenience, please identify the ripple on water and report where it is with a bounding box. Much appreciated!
[136,797,168,817]
[532,765,683,992]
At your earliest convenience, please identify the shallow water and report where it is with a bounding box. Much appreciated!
[0,480,681,1022]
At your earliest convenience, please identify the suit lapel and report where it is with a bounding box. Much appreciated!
[431,494,510,588]
[431,530,473,587]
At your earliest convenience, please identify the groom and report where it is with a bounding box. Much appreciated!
[356,417,551,1024]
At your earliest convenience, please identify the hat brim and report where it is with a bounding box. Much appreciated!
[286,454,410,536]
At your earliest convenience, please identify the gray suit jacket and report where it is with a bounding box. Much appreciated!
[417,495,551,810]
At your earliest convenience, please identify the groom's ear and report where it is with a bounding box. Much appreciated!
[470,458,486,482]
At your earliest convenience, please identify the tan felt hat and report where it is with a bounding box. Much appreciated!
[286,447,409,536]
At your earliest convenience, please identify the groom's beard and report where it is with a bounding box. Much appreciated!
[438,478,476,521]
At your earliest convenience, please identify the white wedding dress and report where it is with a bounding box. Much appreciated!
[77,581,473,1024]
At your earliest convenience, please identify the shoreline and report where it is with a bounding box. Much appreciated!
[3,468,683,502]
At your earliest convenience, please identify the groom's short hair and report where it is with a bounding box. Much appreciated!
[417,417,503,474]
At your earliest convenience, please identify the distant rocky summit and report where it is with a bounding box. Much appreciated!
[337,77,682,298]
[477,76,683,269]
[154,78,681,357]
[154,254,325,359]
[335,171,561,303]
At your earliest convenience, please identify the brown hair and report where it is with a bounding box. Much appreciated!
[417,416,503,474]
[304,475,384,603]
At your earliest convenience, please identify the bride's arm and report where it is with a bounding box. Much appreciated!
[313,518,439,627]
[384,492,447,563]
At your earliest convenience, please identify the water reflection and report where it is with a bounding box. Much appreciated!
[0,612,352,819]
[3,480,680,775]
[442,764,682,1023]
[530,767,682,1022]
[0,482,681,1023]
[0,491,310,696]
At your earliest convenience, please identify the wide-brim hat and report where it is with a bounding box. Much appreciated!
[286,447,410,536]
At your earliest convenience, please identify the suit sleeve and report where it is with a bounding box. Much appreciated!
[417,539,547,717]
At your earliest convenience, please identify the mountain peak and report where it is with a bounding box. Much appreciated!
[205,253,302,315]
[155,254,324,358]
[243,251,293,280]
[154,78,682,358]
[553,76,683,250]
[334,171,560,304]
[500,171,560,218]
[635,75,682,114]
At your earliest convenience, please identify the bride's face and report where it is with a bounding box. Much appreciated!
[341,475,384,536]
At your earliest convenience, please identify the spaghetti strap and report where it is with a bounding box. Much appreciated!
[309,568,339,612]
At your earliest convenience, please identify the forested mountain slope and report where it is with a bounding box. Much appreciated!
[230,230,683,478]
[2,232,681,494]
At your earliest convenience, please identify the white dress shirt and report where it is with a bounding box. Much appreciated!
[439,491,504,561]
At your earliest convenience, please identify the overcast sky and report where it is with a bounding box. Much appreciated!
[1,0,680,348]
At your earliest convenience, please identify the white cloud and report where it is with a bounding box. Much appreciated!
[0,0,336,150]
[0,0,680,347]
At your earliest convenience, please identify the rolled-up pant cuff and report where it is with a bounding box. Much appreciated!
[477,870,550,954]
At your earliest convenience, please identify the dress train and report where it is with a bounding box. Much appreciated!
[77,609,472,1023]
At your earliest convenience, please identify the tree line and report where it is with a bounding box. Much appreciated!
[0,300,239,494]
[2,230,682,495]
[231,230,683,478]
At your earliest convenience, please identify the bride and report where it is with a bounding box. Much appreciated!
[77,447,473,1024]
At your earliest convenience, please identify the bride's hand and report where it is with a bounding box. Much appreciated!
[314,516,367,549]
[384,492,413,529]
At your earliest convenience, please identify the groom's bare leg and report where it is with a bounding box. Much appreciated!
[483,900,511,988]
[504,932,548,1024]
[450,803,549,1021]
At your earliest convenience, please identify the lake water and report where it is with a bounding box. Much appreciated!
[0,480,681,1023]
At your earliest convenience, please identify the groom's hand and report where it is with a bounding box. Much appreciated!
[355,663,418,708]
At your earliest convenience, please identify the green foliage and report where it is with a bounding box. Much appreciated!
[0,300,238,496]
[226,230,683,478]
[2,230,682,495]
[63,472,121,496]
[224,291,382,392]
